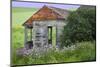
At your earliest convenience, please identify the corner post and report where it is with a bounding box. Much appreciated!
[24,26,27,46]
[30,28,32,41]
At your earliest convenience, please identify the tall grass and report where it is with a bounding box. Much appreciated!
[12,41,96,65]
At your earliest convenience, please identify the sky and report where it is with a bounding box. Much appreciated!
[12,1,80,9]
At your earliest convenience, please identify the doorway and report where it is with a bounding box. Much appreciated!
[48,26,56,46]
[48,26,52,45]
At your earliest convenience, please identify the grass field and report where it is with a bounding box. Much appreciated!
[12,7,96,66]
[12,7,38,26]
[12,7,38,65]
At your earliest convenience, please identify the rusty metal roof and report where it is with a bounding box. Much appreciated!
[23,5,69,26]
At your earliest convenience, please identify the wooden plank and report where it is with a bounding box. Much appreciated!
[24,26,27,46]
[30,29,32,41]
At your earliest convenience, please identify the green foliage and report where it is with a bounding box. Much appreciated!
[12,41,96,65]
[61,6,96,47]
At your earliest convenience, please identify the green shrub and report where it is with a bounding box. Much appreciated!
[61,6,96,47]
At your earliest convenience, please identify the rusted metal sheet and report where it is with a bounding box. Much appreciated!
[23,5,69,26]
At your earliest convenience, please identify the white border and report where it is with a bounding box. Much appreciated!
[0,0,10,67]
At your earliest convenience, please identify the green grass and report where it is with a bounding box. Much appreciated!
[12,7,38,48]
[12,7,38,65]
[12,41,96,65]
[12,7,38,13]
[12,7,38,26]
[12,7,96,66]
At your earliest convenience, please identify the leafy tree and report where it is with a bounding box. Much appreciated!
[60,6,96,47]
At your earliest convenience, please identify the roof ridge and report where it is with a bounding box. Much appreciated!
[46,5,69,18]
[46,6,64,18]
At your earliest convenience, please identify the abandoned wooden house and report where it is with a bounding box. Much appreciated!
[22,5,69,52]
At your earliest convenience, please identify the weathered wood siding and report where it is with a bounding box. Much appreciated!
[32,20,66,48]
